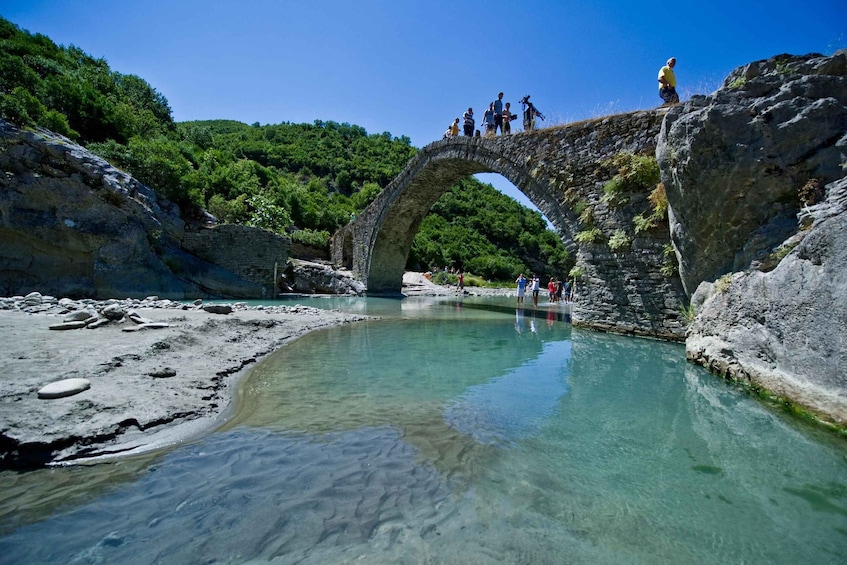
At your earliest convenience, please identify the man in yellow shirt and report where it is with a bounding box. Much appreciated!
[658,57,679,105]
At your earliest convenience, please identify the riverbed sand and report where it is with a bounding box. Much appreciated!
[0,301,368,468]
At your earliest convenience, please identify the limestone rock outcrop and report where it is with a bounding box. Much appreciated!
[281,259,366,295]
[658,50,847,295]
[0,120,289,299]
[658,51,847,425]
[686,177,847,424]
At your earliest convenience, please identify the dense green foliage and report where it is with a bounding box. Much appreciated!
[410,179,571,280]
[0,17,173,142]
[0,16,570,282]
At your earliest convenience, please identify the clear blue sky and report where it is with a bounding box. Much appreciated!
[2,0,844,213]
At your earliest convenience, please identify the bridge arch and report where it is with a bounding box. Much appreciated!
[331,109,688,339]
[343,136,576,292]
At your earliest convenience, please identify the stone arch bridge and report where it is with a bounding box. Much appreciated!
[331,109,687,339]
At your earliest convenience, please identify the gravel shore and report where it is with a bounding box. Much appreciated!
[0,294,369,469]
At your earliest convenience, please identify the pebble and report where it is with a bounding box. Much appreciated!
[49,321,87,330]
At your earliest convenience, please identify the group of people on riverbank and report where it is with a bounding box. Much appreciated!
[514,273,573,307]
[443,57,678,140]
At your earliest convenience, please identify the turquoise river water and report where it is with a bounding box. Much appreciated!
[1,295,846,564]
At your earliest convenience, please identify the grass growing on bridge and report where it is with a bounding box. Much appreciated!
[601,152,661,207]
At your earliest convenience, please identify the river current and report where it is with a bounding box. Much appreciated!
[1,296,845,564]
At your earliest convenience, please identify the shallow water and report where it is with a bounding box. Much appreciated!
[1,297,846,564]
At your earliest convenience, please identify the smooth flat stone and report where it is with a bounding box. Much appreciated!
[38,378,91,399]
[121,322,169,332]
[49,321,87,330]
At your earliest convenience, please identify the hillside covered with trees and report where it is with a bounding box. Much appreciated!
[0,16,571,282]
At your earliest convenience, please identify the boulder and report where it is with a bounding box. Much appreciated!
[281,259,366,295]
[101,304,126,321]
[202,304,233,315]
[658,50,847,295]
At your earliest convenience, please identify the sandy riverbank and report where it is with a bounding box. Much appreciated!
[0,297,369,469]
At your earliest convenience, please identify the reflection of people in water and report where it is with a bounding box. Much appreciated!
[515,308,525,334]
[530,319,537,334]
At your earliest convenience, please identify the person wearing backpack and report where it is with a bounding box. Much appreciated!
[502,102,514,134]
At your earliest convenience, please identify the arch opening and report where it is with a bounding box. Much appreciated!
[361,142,578,293]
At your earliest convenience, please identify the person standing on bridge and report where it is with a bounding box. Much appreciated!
[658,57,679,105]
[482,102,496,137]
[463,108,475,137]
[450,118,460,137]
[493,92,504,134]
[502,102,514,134]
[521,95,544,132]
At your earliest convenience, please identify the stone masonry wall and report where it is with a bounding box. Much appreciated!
[181,224,290,298]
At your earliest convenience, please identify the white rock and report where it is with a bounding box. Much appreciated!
[122,322,169,332]
[49,321,87,330]
[101,304,126,320]
[24,291,43,306]
[127,310,152,324]
[38,378,91,399]
[64,310,96,322]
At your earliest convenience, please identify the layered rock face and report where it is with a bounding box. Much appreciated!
[658,51,847,424]
[658,51,847,295]
[0,120,289,299]
[686,178,847,424]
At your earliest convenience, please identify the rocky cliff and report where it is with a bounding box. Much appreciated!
[0,120,289,299]
[658,51,847,295]
[687,177,847,425]
[658,51,847,425]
